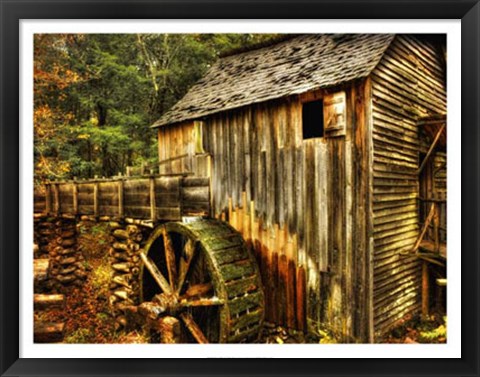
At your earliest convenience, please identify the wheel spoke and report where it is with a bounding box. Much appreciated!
[180,312,209,344]
[175,239,196,295]
[179,283,222,308]
[163,227,177,290]
[179,296,224,308]
[140,252,172,295]
[181,282,213,299]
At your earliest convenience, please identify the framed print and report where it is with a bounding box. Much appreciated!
[1,0,479,376]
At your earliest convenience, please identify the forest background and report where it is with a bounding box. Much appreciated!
[34,33,276,183]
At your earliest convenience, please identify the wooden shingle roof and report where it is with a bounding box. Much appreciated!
[152,34,394,128]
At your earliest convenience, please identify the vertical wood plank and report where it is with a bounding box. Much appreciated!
[251,107,259,208]
[296,266,306,331]
[118,179,124,218]
[421,261,429,318]
[150,176,156,221]
[318,142,329,272]
[45,184,52,214]
[266,106,276,228]
[344,91,354,338]
[72,181,78,215]
[295,145,305,266]
[53,183,59,215]
[286,257,296,329]
[93,182,99,217]
[278,253,287,326]
[304,141,319,328]
[244,109,252,205]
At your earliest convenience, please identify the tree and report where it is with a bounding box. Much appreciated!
[34,33,278,182]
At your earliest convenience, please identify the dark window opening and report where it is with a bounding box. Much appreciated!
[302,100,324,139]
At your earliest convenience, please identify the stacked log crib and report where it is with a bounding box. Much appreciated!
[34,215,87,292]
[108,222,146,329]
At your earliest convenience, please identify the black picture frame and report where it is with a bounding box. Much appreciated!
[1,1,478,376]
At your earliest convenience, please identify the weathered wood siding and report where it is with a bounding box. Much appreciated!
[370,35,446,338]
[195,81,371,341]
[157,122,194,174]
[157,122,210,176]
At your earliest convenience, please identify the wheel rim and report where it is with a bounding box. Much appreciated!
[139,220,265,343]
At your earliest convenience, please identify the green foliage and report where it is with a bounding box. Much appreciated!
[34,33,278,181]
[64,328,92,343]
[418,316,447,343]
[96,312,111,323]
[90,261,112,298]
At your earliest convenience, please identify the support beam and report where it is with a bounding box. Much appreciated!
[411,203,435,253]
[421,261,430,319]
[418,123,445,175]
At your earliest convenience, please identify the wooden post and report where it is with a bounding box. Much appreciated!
[126,166,132,177]
[72,181,78,215]
[207,155,213,217]
[150,176,156,222]
[45,184,52,214]
[157,316,181,343]
[118,178,124,219]
[433,201,440,253]
[93,182,99,217]
[421,261,430,319]
[52,184,60,215]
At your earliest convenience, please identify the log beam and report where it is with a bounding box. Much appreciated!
[34,294,65,310]
[34,322,65,343]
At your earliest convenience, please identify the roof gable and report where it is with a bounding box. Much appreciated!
[152,34,394,128]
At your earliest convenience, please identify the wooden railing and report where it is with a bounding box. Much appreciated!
[34,175,211,222]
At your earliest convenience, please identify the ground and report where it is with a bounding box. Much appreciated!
[36,222,447,344]
[379,314,447,344]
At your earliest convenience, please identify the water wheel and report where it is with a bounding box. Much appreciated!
[138,219,264,343]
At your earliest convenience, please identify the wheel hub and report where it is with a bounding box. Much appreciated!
[152,292,180,315]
